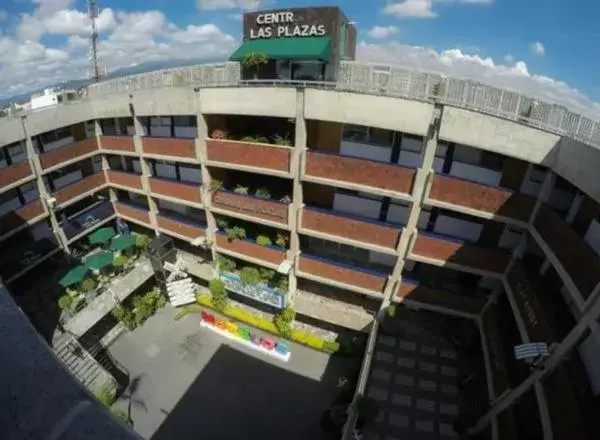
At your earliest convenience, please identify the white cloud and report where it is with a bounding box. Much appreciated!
[356,41,600,119]
[196,0,261,11]
[368,26,400,39]
[384,0,437,18]
[229,13,243,21]
[531,41,545,56]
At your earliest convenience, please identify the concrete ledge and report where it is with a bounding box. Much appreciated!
[199,87,297,118]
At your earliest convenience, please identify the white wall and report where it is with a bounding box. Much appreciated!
[53,170,82,189]
[333,192,381,219]
[584,219,600,257]
[31,94,58,110]
[433,214,483,242]
[340,141,392,163]
[179,166,202,183]
[92,156,103,173]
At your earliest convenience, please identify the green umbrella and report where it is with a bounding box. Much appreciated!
[88,227,116,245]
[59,265,88,288]
[110,234,136,251]
[84,250,114,271]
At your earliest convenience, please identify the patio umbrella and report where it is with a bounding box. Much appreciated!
[88,227,116,245]
[110,234,136,251]
[58,265,88,288]
[84,250,114,271]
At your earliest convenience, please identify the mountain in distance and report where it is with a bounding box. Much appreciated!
[0,56,227,108]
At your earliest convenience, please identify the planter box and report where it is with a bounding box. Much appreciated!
[142,137,196,159]
[157,215,205,240]
[101,135,136,152]
[215,233,286,265]
[206,138,291,172]
[220,272,285,308]
[212,190,289,225]
[106,170,143,191]
[149,178,201,204]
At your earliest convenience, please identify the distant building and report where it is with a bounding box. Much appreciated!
[30,88,76,111]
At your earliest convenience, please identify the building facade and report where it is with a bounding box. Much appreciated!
[3,56,600,440]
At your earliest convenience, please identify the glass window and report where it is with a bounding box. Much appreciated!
[276,60,291,80]
[369,128,394,146]
[453,144,481,164]
[342,124,368,142]
[339,21,347,59]
[480,151,503,170]
[291,61,323,81]
[173,116,195,127]
[401,134,423,152]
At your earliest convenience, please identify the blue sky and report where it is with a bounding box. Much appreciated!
[0,0,598,116]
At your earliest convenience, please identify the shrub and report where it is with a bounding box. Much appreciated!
[217,255,236,272]
[240,135,269,144]
[135,233,151,250]
[209,279,228,312]
[254,188,271,199]
[95,384,117,407]
[216,217,229,230]
[275,233,288,248]
[259,267,275,285]
[174,304,203,320]
[131,289,166,327]
[241,52,267,69]
[226,226,246,241]
[81,278,96,292]
[111,408,133,427]
[276,275,289,293]
[273,134,292,146]
[234,184,249,195]
[273,307,295,337]
[256,235,272,246]
[209,179,223,192]
[240,266,261,285]
[112,255,128,270]
[58,295,73,310]
[211,129,228,140]
[112,305,136,331]
[387,304,396,318]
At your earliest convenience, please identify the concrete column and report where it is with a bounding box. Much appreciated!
[21,117,70,253]
[469,288,600,435]
[382,105,443,310]
[529,170,555,223]
[94,120,103,148]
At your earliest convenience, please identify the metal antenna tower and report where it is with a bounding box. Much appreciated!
[88,0,103,83]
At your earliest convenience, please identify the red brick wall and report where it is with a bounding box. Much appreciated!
[206,139,291,172]
[302,208,402,249]
[429,175,535,221]
[298,255,387,293]
[115,202,151,225]
[412,233,511,273]
[534,204,600,298]
[106,170,143,191]
[142,137,196,159]
[101,135,136,152]
[39,138,98,170]
[0,200,45,236]
[149,178,201,204]
[395,282,485,315]
[212,191,288,225]
[215,234,286,265]
[52,172,106,206]
[306,151,415,195]
[157,216,205,239]
[0,161,33,188]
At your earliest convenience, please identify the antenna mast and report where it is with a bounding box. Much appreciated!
[88,0,103,83]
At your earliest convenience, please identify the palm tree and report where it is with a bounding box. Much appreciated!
[117,373,148,421]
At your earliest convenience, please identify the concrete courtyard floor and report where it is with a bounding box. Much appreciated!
[363,307,488,440]
[108,305,357,440]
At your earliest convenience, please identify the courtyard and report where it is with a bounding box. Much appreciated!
[107,305,359,440]
[363,306,489,440]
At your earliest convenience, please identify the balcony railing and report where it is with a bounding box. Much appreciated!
[206,138,291,174]
[0,161,34,190]
[0,236,59,280]
[142,137,196,159]
[0,199,46,236]
[149,176,202,205]
[156,212,206,240]
[212,189,289,226]
[301,205,402,250]
[114,201,151,225]
[100,135,136,153]
[39,138,98,171]
[481,304,511,399]
[106,169,144,191]
[60,201,115,241]
[52,172,107,207]
[215,231,287,266]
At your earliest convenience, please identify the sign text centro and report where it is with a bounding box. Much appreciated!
[250,11,326,39]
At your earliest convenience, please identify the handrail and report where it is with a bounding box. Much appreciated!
[215,188,291,205]
[307,148,417,170]
[215,229,287,252]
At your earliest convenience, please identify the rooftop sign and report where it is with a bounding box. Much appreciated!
[244,7,337,40]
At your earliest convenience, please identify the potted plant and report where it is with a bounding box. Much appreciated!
[241,52,268,80]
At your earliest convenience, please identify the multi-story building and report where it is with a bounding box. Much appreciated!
[3,6,600,440]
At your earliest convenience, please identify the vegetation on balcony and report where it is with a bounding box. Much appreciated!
[209,179,291,203]
[210,128,292,147]
[216,254,289,293]
[94,383,133,428]
[111,288,167,331]
[215,215,289,248]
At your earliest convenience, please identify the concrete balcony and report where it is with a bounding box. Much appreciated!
[211,190,290,228]
[60,201,115,242]
[427,174,536,224]
[300,206,402,252]
[52,172,107,207]
[0,236,59,282]
[156,213,206,241]
[100,135,136,154]
[304,151,415,199]
[106,170,144,192]
[39,138,99,171]
[214,232,287,268]
[481,304,511,399]
[149,177,202,206]
[395,279,486,318]
[0,161,34,193]
[410,231,511,276]
[142,137,197,161]
[533,204,600,299]
[0,200,46,237]
[297,253,388,296]
[114,201,151,226]
[205,139,292,177]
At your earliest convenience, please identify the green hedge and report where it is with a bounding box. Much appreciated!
[176,294,339,353]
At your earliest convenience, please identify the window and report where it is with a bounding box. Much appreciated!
[529,165,546,184]
[292,61,324,81]
[402,134,423,153]
[40,127,71,144]
[20,182,36,193]
[370,128,394,146]
[7,144,24,157]
[342,124,394,147]
[339,21,347,59]
[480,151,503,171]
[454,144,503,170]
[342,124,368,142]
[173,116,195,127]
[150,117,171,127]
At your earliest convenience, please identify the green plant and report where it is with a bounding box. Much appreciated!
[254,188,271,199]
[112,255,128,270]
[217,255,236,272]
[273,306,295,337]
[216,217,229,230]
[58,295,73,310]
[234,184,249,195]
[209,278,228,312]
[240,135,269,144]
[135,233,151,250]
[95,384,117,407]
[256,235,272,246]
[131,289,166,327]
[111,408,133,427]
[226,226,246,241]
[387,304,396,318]
[273,134,292,146]
[323,340,341,353]
[275,233,288,248]
[279,195,291,204]
[241,52,268,69]
[209,179,223,192]
[259,267,275,284]
[81,278,96,292]
[211,129,228,140]
[276,274,289,292]
[240,266,261,285]
[112,305,136,330]
[174,304,203,320]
